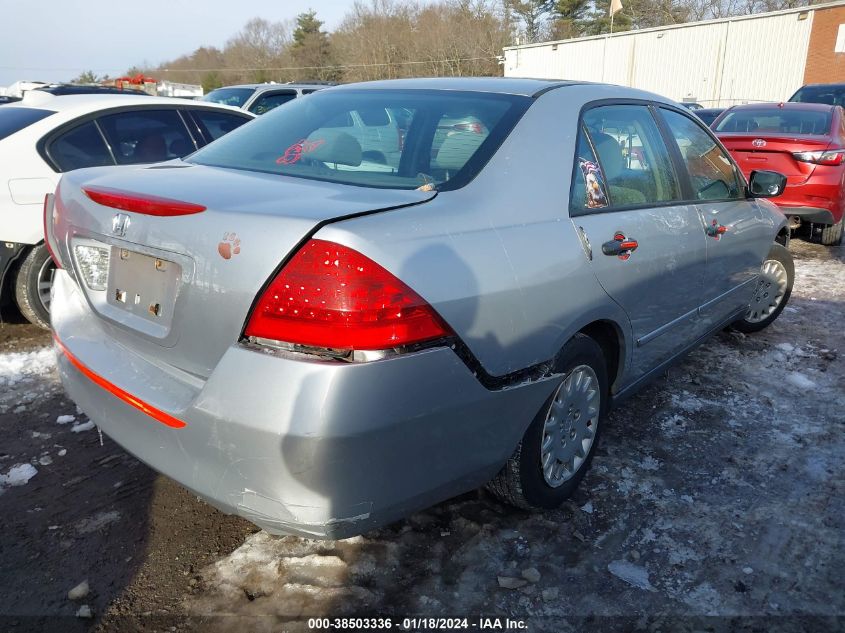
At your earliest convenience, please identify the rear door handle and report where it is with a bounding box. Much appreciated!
[602,232,639,260]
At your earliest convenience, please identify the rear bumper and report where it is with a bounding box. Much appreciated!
[776,206,836,225]
[52,271,556,538]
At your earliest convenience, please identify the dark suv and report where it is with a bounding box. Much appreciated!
[789,83,845,107]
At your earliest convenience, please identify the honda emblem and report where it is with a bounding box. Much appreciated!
[112,213,130,237]
[752,138,767,148]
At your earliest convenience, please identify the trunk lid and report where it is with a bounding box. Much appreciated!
[718,133,832,186]
[54,162,436,378]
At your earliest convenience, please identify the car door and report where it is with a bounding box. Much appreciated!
[570,103,708,381]
[658,107,771,327]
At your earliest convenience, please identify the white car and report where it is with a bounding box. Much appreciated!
[0,92,254,327]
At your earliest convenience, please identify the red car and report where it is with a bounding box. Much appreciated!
[713,102,844,245]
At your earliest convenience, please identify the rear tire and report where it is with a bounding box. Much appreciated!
[819,217,843,246]
[732,243,793,333]
[13,243,54,330]
[486,334,608,510]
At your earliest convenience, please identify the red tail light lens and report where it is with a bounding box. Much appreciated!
[245,239,452,351]
[82,185,206,216]
[43,188,62,268]
[793,149,845,166]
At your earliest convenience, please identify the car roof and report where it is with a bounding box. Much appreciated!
[212,83,331,91]
[726,102,836,112]
[5,93,249,116]
[325,77,581,97]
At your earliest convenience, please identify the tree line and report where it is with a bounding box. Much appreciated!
[73,0,820,90]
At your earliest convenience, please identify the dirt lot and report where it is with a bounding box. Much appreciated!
[0,240,843,633]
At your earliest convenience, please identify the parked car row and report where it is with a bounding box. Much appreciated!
[42,78,795,538]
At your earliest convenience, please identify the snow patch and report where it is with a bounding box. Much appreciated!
[71,421,95,433]
[607,560,655,591]
[56,415,75,425]
[0,463,38,488]
[786,372,817,391]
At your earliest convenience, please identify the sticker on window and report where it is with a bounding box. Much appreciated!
[276,138,326,165]
[579,158,608,208]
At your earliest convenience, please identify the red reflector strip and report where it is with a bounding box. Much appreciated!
[54,335,187,429]
[82,185,206,216]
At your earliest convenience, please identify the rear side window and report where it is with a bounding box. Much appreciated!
[202,87,255,108]
[190,109,250,142]
[661,108,743,201]
[97,110,196,165]
[188,89,530,191]
[49,121,113,171]
[0,107,55,141]
[248,91,297,115]
[714,108,831,135]
[578,104,679,208]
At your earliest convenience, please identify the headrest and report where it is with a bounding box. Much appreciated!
[305,129,361,166]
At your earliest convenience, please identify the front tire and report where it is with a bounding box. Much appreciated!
[13,243,54,330]
[486,334,608,510]
[732,243,793,333]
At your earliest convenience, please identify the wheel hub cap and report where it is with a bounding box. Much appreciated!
[540,365,600,488]
[746,258,787,324]
[37,259,56,313]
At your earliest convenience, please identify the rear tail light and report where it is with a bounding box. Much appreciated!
[452,122,485,134]
[793,149,845,166]
[82,185,206,216]
[43,188,62,268]
[244,239,453,351]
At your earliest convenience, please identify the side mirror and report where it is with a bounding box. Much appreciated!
[748,170,786,198]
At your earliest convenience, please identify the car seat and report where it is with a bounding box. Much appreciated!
[134,134,168,162]
[590,132,647,205]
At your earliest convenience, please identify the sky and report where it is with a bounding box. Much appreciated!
[0,0,351,87]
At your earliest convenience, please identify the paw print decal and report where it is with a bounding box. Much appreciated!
[218,232,241,260]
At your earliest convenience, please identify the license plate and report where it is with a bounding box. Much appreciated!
[106,247,181,327]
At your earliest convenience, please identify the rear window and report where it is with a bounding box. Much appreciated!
[188,89,530,191]
[0,107,55,141]
[715,108,832,135]
[790,85,845,107]
[202,87,256,108]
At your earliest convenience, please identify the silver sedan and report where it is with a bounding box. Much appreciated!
[48,78,793,538]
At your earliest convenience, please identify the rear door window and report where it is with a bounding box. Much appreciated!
[576,104,680,209]
[48,121,113,171]
[0,107,55,141]
[188,109,251,143]
[661,108,743,201]
[97,109,196,165]
[248,91,297,115]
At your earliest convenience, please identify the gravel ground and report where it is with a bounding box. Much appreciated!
[0,240,843,633]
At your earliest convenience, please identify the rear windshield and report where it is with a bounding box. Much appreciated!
[188,89,531,191]
[790,85,845,107]
[0,107,55,141]
[714,108,831,136]
[202,87,256,108]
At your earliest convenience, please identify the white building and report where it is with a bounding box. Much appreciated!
[503,1,845,106]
